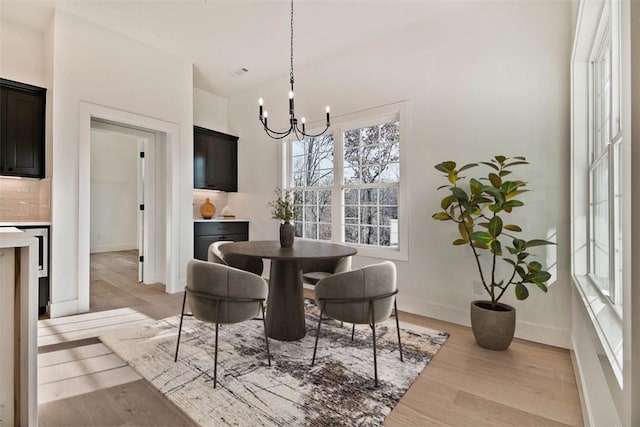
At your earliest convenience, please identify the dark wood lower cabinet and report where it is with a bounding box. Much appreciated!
[194,221,248,261]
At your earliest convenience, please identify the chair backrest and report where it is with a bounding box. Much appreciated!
[208,241,264,276]
[186,259,267,324]
[315,261,396,325]
[301,255,352,274]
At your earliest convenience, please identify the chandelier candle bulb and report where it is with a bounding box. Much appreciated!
[264,111,268,128]
[258,98,264,118]
[289,90,294,113]
[326,106,331,125]
[301,117,306,133]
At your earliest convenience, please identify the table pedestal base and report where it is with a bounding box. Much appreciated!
[266,259,305,341]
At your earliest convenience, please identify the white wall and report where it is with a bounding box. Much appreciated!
[50,11,193,316]
[0,20,45,86]
[228,0,573,347]
[90,130,138,253]
[194,87,230,134]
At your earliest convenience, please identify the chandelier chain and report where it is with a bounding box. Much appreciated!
[290,0,295,84]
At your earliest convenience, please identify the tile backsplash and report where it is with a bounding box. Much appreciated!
[193,190,228,219]
[0,177,51,221]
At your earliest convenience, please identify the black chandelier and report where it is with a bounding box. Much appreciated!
[258,0,330,140]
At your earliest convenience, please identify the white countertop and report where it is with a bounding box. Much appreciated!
[194,217,249,222]
[0,221,51,227]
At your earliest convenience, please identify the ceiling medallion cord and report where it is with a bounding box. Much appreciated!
[258,0,331,140]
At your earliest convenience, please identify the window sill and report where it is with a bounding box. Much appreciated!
[572,274,623,386]
[344,243,408,261]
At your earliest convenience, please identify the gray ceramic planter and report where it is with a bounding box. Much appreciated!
[470,300,516,351]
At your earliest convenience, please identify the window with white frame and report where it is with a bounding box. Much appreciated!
[588,4,622,305]
[286,107,404,256]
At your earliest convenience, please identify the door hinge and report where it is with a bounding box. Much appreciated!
[139,204,144,211]
[140,152,145,158]
[139,256,144,262]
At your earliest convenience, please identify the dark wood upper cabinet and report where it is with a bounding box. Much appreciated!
[0,79,46,179]
[193,126,238,192]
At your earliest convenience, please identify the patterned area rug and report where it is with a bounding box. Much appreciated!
[100,300,448,426]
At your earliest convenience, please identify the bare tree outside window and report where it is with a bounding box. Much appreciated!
[343,121,399,247]
[290,135,333,240]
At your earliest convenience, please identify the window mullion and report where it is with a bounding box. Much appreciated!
[333,127,344,243]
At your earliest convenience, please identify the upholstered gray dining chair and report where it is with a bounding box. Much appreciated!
[311,261,403,387]
[174,259,270,388]
[209,240,264,276]
[301,255,352,286]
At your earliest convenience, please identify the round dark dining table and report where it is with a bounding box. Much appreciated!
[219,240,357,341]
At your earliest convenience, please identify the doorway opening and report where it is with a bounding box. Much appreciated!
[89,118,166,286]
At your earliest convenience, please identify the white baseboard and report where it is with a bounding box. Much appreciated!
[90,243,137,254]
[397,296,571,349]
[49,299,80,318]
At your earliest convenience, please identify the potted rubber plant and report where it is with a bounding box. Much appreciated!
[432,155,554,350]
[268,187,299,248]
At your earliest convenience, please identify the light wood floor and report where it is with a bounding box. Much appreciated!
[38,250,583,426]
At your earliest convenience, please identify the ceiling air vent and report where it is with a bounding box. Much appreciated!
[231,67,249,77]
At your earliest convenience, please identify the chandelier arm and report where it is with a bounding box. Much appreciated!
[295,123,331,139]
[260,119,295,135]
[264,128,293,140]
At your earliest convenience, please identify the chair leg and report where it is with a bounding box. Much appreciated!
[260,302,271,366]
[174,291,187,362]
[213,300,220,389]
[394,299,404,362]
[311,304,324,366]
[351,323,355,341]
[370,300,378,388]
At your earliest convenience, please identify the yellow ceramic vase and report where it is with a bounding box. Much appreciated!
[200,198,216,219]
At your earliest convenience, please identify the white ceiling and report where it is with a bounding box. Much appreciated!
[0,0,444,97]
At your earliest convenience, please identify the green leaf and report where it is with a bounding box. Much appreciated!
[470,231,493,245]
[452,239,468,245]
[533,281,549,292]
[514,156,527,161]
[503,258,516,266]
[490,240,502,256]
[489,173,502,188]
[517,252,530,262]
[437,184,451,190]
[504,200,524,208]
[528,261,542,272]
[458,163,478,173]
[478,222,489,229]
[504,161,529,168]
[504,224,522,232]
[448,170,458,184]
[516,265,526,279]
[441,195,456,210]
[435,161,456,173]
[498,170,512,177]
[506,190,529,200]
[528,271,552,283]
[432,212,451,220]
[472,242,490,250]
[495,155,507,164]
[470,178,483,195]
[513,238,526,251]
[527,239,555,247]
[515,283,529,300]
[488,204,503,213]
[480,161,500,171]
[488,216,503,238]
[459,221,471,238]
[506,246,518,255]
[450,187,469,202]
[481,186,504,203]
